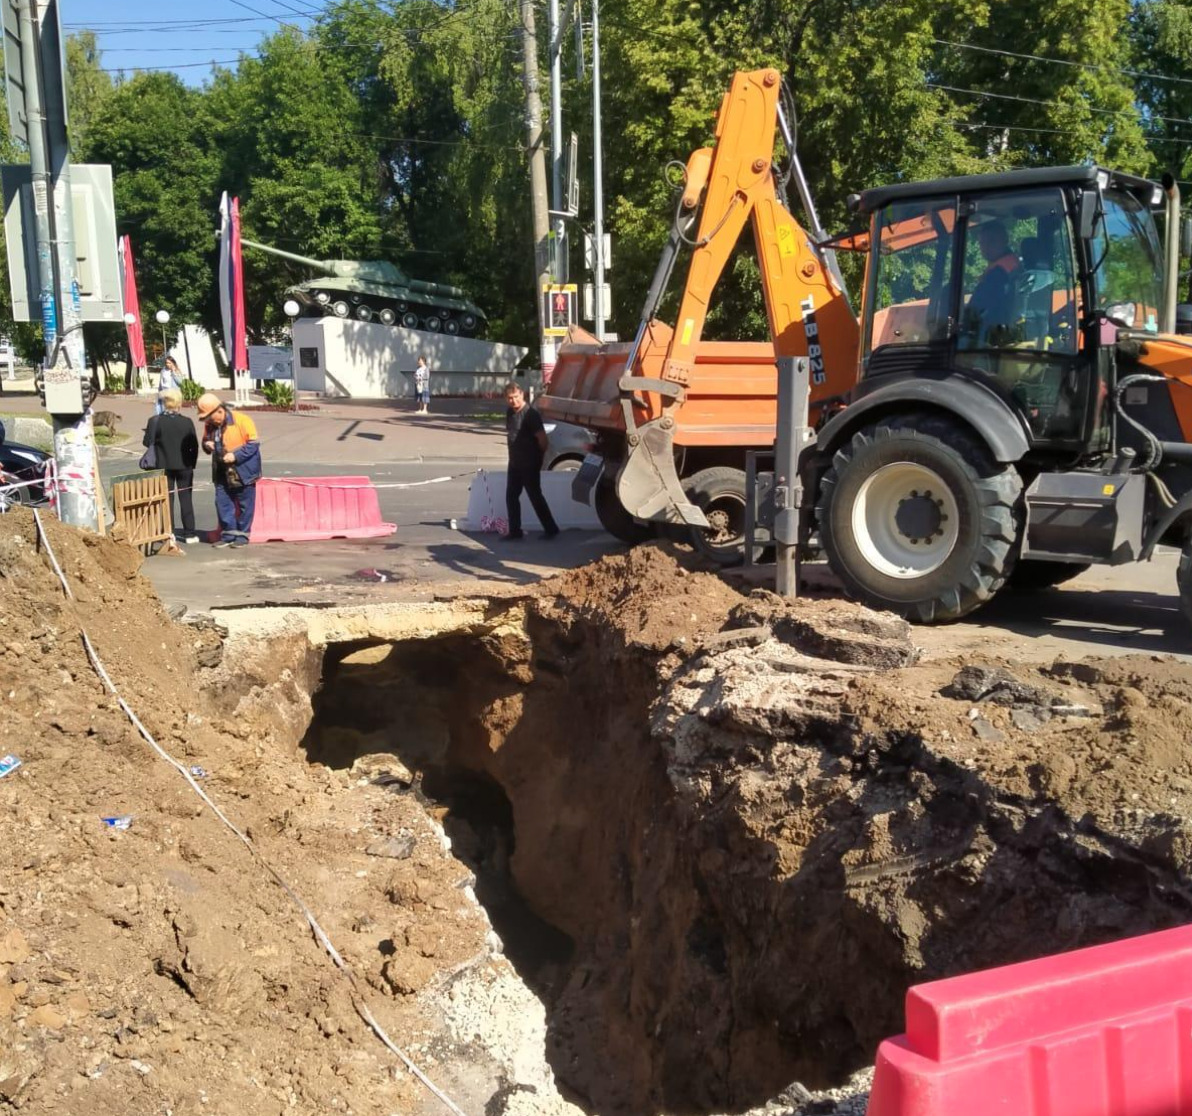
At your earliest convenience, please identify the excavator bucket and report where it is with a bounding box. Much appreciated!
[616,417,709,527]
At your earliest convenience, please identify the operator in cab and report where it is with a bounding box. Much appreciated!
[963,220,1021,347]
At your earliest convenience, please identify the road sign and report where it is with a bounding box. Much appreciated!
[584,232,612,271]
[2,163,121,322]
[541,283,577,336]
[1,0,26,144]
[582,282,610,321]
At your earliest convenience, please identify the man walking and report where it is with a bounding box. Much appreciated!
[197,392,262,547]
[502,381,558,541]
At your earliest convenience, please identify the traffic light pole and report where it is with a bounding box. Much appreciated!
[18,0,99,531]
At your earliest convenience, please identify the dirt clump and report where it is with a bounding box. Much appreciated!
[540,542,745,650]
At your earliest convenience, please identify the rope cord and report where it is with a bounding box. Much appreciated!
[29,509,471,1116]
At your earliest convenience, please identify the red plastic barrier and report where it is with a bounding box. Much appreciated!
[248,476,396,543]
[867,924,1192,1116]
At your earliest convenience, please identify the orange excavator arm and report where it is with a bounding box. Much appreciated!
[545,68,859,528]
[662,69,857,402]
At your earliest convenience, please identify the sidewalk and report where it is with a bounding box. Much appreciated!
[6,391,510,465]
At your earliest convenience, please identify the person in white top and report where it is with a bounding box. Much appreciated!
[414,355,430,415]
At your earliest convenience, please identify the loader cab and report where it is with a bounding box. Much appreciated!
[854,166,1166,456]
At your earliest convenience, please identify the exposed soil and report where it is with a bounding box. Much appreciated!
[6,519,1192,1116]
[0,508,566,1115]
[305,544,1192,1113]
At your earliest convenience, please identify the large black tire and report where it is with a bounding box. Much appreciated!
[1178,541,1192,628]
[594,473,654,544]
[1007,560,1091,592]
[683,466,752,566]
[817,417,1022,623]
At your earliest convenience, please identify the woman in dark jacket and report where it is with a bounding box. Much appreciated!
[144,387,200,542]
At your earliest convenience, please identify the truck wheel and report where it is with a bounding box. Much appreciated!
[594,474,653,544]
[1178,541,1192,627]
[683,466,751,566]
[1007,560,1091,592]
[817,418,1022,622]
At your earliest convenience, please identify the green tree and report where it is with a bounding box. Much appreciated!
[81,72,221,338]
[204,28,386,336]
[65,30,114,158]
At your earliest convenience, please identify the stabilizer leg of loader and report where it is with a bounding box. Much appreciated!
[615,415,710,528]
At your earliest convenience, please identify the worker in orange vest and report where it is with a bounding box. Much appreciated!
[197,392,262,548]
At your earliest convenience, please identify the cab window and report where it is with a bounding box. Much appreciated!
[1091,189,1163,331]
[867,200,956,353]
[957,190,1077,355]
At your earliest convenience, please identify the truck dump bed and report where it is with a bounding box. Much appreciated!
[539,323,780,448]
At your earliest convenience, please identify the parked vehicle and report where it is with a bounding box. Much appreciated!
[0,437,51,505]
[542,418,595,471]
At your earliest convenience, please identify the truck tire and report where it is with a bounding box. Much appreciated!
[1007,560,1091,592]
[594,473,653,544]
[817,417,1022,623]
[683,466,752,566]
[1178,541,1192,628]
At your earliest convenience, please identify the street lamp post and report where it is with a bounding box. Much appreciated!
[284,299,300,413]
[155,309,170,363]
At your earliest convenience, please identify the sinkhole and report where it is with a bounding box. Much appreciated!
[281,596,1192,1116]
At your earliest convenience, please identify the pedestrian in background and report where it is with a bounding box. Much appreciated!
[156,356,183,414]
[145,387,200,545]
[501,380,558,541]
[196,392,261,548]
[414,354,431,415]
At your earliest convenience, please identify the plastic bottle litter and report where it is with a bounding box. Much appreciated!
[189,765,208,779]
[0,754,21,779]
[101,815,133,830]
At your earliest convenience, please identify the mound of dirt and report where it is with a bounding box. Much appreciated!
[540,543,745,650]
[0,509,565,1115]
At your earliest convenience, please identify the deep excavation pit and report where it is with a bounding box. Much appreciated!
[296,547,1192,1116]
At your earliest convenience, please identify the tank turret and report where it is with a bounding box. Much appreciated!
[242,239,485,335]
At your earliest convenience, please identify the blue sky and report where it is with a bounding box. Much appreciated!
[62,1,316,86]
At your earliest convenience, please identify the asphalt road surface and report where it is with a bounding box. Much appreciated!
[95,437,1191,663]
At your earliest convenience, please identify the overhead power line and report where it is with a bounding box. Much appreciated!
[933,37,1192,90]
[927,82,1192,129]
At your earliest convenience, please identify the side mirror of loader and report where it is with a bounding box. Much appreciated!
[1078,189,1100,240]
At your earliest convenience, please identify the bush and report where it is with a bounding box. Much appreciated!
[260,381,294,408]
[180,378,204,403]
[102,371,125,394]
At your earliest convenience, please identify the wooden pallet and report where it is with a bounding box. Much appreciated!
[112,473,173,553]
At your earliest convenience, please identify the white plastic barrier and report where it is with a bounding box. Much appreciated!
[462,468,602,532]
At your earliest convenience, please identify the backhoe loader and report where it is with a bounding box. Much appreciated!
[539,67,1192,623]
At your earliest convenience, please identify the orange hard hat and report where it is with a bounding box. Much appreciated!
[195,392,224,420]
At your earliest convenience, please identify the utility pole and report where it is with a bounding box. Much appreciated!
[518,0,553,377]
[548,0,566,287]
[591,0,608,340]
[17,0,98,530]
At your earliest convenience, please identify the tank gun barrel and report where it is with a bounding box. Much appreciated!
[403,276,469,299]
[241,239,333,273]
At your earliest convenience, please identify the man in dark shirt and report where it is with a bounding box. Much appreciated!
[502,381,559,540]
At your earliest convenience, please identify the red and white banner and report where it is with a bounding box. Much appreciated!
[217,192,248,373]
[118,236,146,371]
